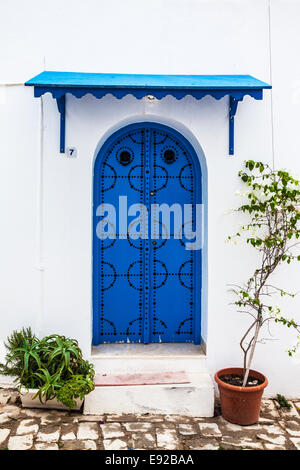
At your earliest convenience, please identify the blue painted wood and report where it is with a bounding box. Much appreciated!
[92,122,202,345]
[25,71,271,90]
[229,96,239,156]
[32,85,263,101]
[25,71,271,155]
[56,95,66,153]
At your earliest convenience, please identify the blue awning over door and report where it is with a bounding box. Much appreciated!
[25,71,271,155]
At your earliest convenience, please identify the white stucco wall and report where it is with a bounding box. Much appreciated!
[1,0,300,396]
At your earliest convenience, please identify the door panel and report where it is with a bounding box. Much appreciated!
[93,123,201,344]
[149,128,198,343]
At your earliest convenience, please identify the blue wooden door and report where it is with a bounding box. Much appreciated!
[93,123,201,345]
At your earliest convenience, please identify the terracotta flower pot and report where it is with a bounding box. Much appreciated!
[215,367,268,425]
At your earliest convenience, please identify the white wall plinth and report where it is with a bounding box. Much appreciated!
[0,375,16,388]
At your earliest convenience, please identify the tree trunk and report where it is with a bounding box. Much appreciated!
[242,321,261,387]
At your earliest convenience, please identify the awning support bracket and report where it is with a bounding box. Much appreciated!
[56,95,66,153]
[229,96,239,156]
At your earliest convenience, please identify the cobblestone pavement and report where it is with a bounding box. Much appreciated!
[1,389,300,450]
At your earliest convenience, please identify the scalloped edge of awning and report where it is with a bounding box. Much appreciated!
[32,86,263,102]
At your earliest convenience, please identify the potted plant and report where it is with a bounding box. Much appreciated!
[0,328,95,410]
[215,160,300,425]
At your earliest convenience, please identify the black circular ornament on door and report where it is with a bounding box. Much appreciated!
[163,149,176,164]
[117,148,133,166]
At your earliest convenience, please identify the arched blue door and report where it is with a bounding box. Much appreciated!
[93,123,202,345]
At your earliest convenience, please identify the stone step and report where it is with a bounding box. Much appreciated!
[84,372,214,417]
[90,344,208,374]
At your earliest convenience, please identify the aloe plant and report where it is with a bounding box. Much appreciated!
[0,328,95,408]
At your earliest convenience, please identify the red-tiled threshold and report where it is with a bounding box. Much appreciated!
[94,371,190,386]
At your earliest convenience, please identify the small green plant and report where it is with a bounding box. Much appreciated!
[56,374,94,409]
[276,394,292,409]
[0,328,95,408]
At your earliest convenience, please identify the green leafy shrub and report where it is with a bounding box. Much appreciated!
[229,161,300,386]
[0,328,95,408]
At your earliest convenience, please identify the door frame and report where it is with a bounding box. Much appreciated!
[92,116,208,346]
